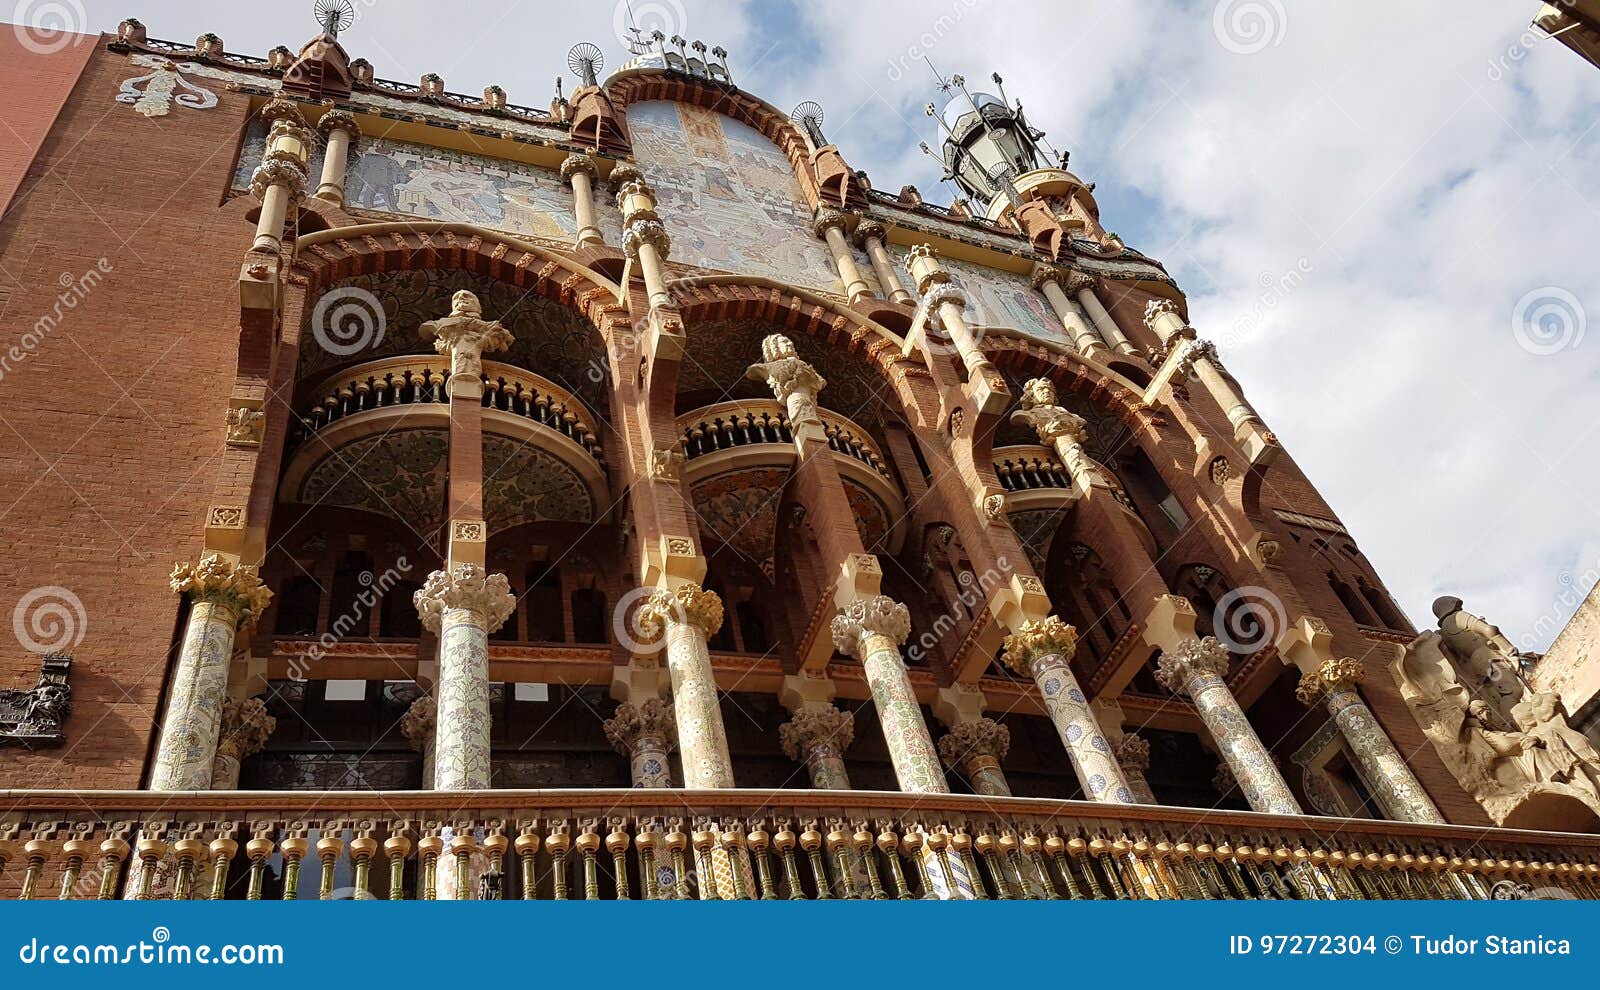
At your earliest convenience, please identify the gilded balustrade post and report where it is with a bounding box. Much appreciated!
[58,838,93,900]
[154,555,271,791]
[208,838,236,900]
[414,565,515,790]
[1001,616,1136,803]
[639,584,736,788]
[831,597,948,793]
[97,838,129,900]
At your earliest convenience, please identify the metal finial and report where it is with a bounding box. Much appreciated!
[790,101,826,147]
[567,43,604,87]
[313,0,355,36]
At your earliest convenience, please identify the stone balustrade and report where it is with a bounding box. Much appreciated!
[2,790,1595,901]
[290,357,603,461]
[677,399,890,478]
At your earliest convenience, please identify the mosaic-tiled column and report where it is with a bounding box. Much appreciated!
[831,597,948,793]
[1155,637,1302,815]
[153,555,272,791]
[640,584,735,788]
[1114,734,1158,805]
[209,697,275,789]
[937,718,1013,797]
[779,707,855,789]
[604,698,678,787]
[1001,616,1135,804]
[1297,658,1445,824]
[400,695,436,789]
[414,565,515,791]
[561,153,605,248]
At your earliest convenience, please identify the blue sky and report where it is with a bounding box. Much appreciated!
[13,0,1600,650]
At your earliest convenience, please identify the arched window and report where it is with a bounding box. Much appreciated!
[526,564,565,642]
[379,580,422,638]
[571,587,608,644]
[1328,570,1376,626]
[274,576,321,635]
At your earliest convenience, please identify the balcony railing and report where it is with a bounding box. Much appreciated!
[3,790,1596,901]
[290,358,604,462]
[993,444,1073,492]
[678,400,890,478]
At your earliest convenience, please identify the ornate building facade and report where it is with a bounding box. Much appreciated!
[0,15,1598,901]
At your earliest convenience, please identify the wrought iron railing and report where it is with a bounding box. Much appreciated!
[2,790,1595,901]
[993,444,1072,492]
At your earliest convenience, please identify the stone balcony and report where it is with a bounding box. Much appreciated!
[2,789,1597,901]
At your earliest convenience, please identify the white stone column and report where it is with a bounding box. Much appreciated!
[779,707,855,790]
[249,101,312,253]
[313,110,360,205]
[1001,616,1136,803]
[1068,272,1138,356]
[1154,637,1302,815]
[209,697,275,789]
[414,565,515,791]
[906,245,996,381]
[604,698,678,787]
[640,584,736,788]
[937,717,1012,797]
[831,597,948,793]
[153,556,271,791]
[1145,299,1280,467]
[814,208,872,304]
[617,167,674,310]
[1031,266,1108,359]
[561,153,605,248]
[854,220,913,305]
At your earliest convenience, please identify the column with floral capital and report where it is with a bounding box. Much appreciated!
[153,555,272,791]
[210,697,276,789]
[1156,637,1301,815]
[414,564,515,790]
[1297,658,1444,824]
[1002,616,1134,803]
[779,706,855,789]
[831,597,948,793]
[604,699,678,788]
[400,695,437,789]
[937,718,1013,797]
[640,584,735,788]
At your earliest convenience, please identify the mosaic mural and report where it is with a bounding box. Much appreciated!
[889,245,1066,345]
[482,435,595,530]
[235,122,623,242]
[299,270,611,419]
[691,468,786,578]
[626,101,857,296]
[294,429,594,536]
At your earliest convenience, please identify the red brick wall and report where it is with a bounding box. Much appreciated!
[0,29,97,218]
[0,39,254,789]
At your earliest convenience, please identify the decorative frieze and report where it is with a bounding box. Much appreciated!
[0,655,72,749]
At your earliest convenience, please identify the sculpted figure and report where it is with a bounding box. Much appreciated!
[746,334,825,428]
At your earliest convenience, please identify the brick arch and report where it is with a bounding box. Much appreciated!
[986,338,1164,448]
[291,221,632,337]
[668,275,911,393]
[604,71,824,208]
